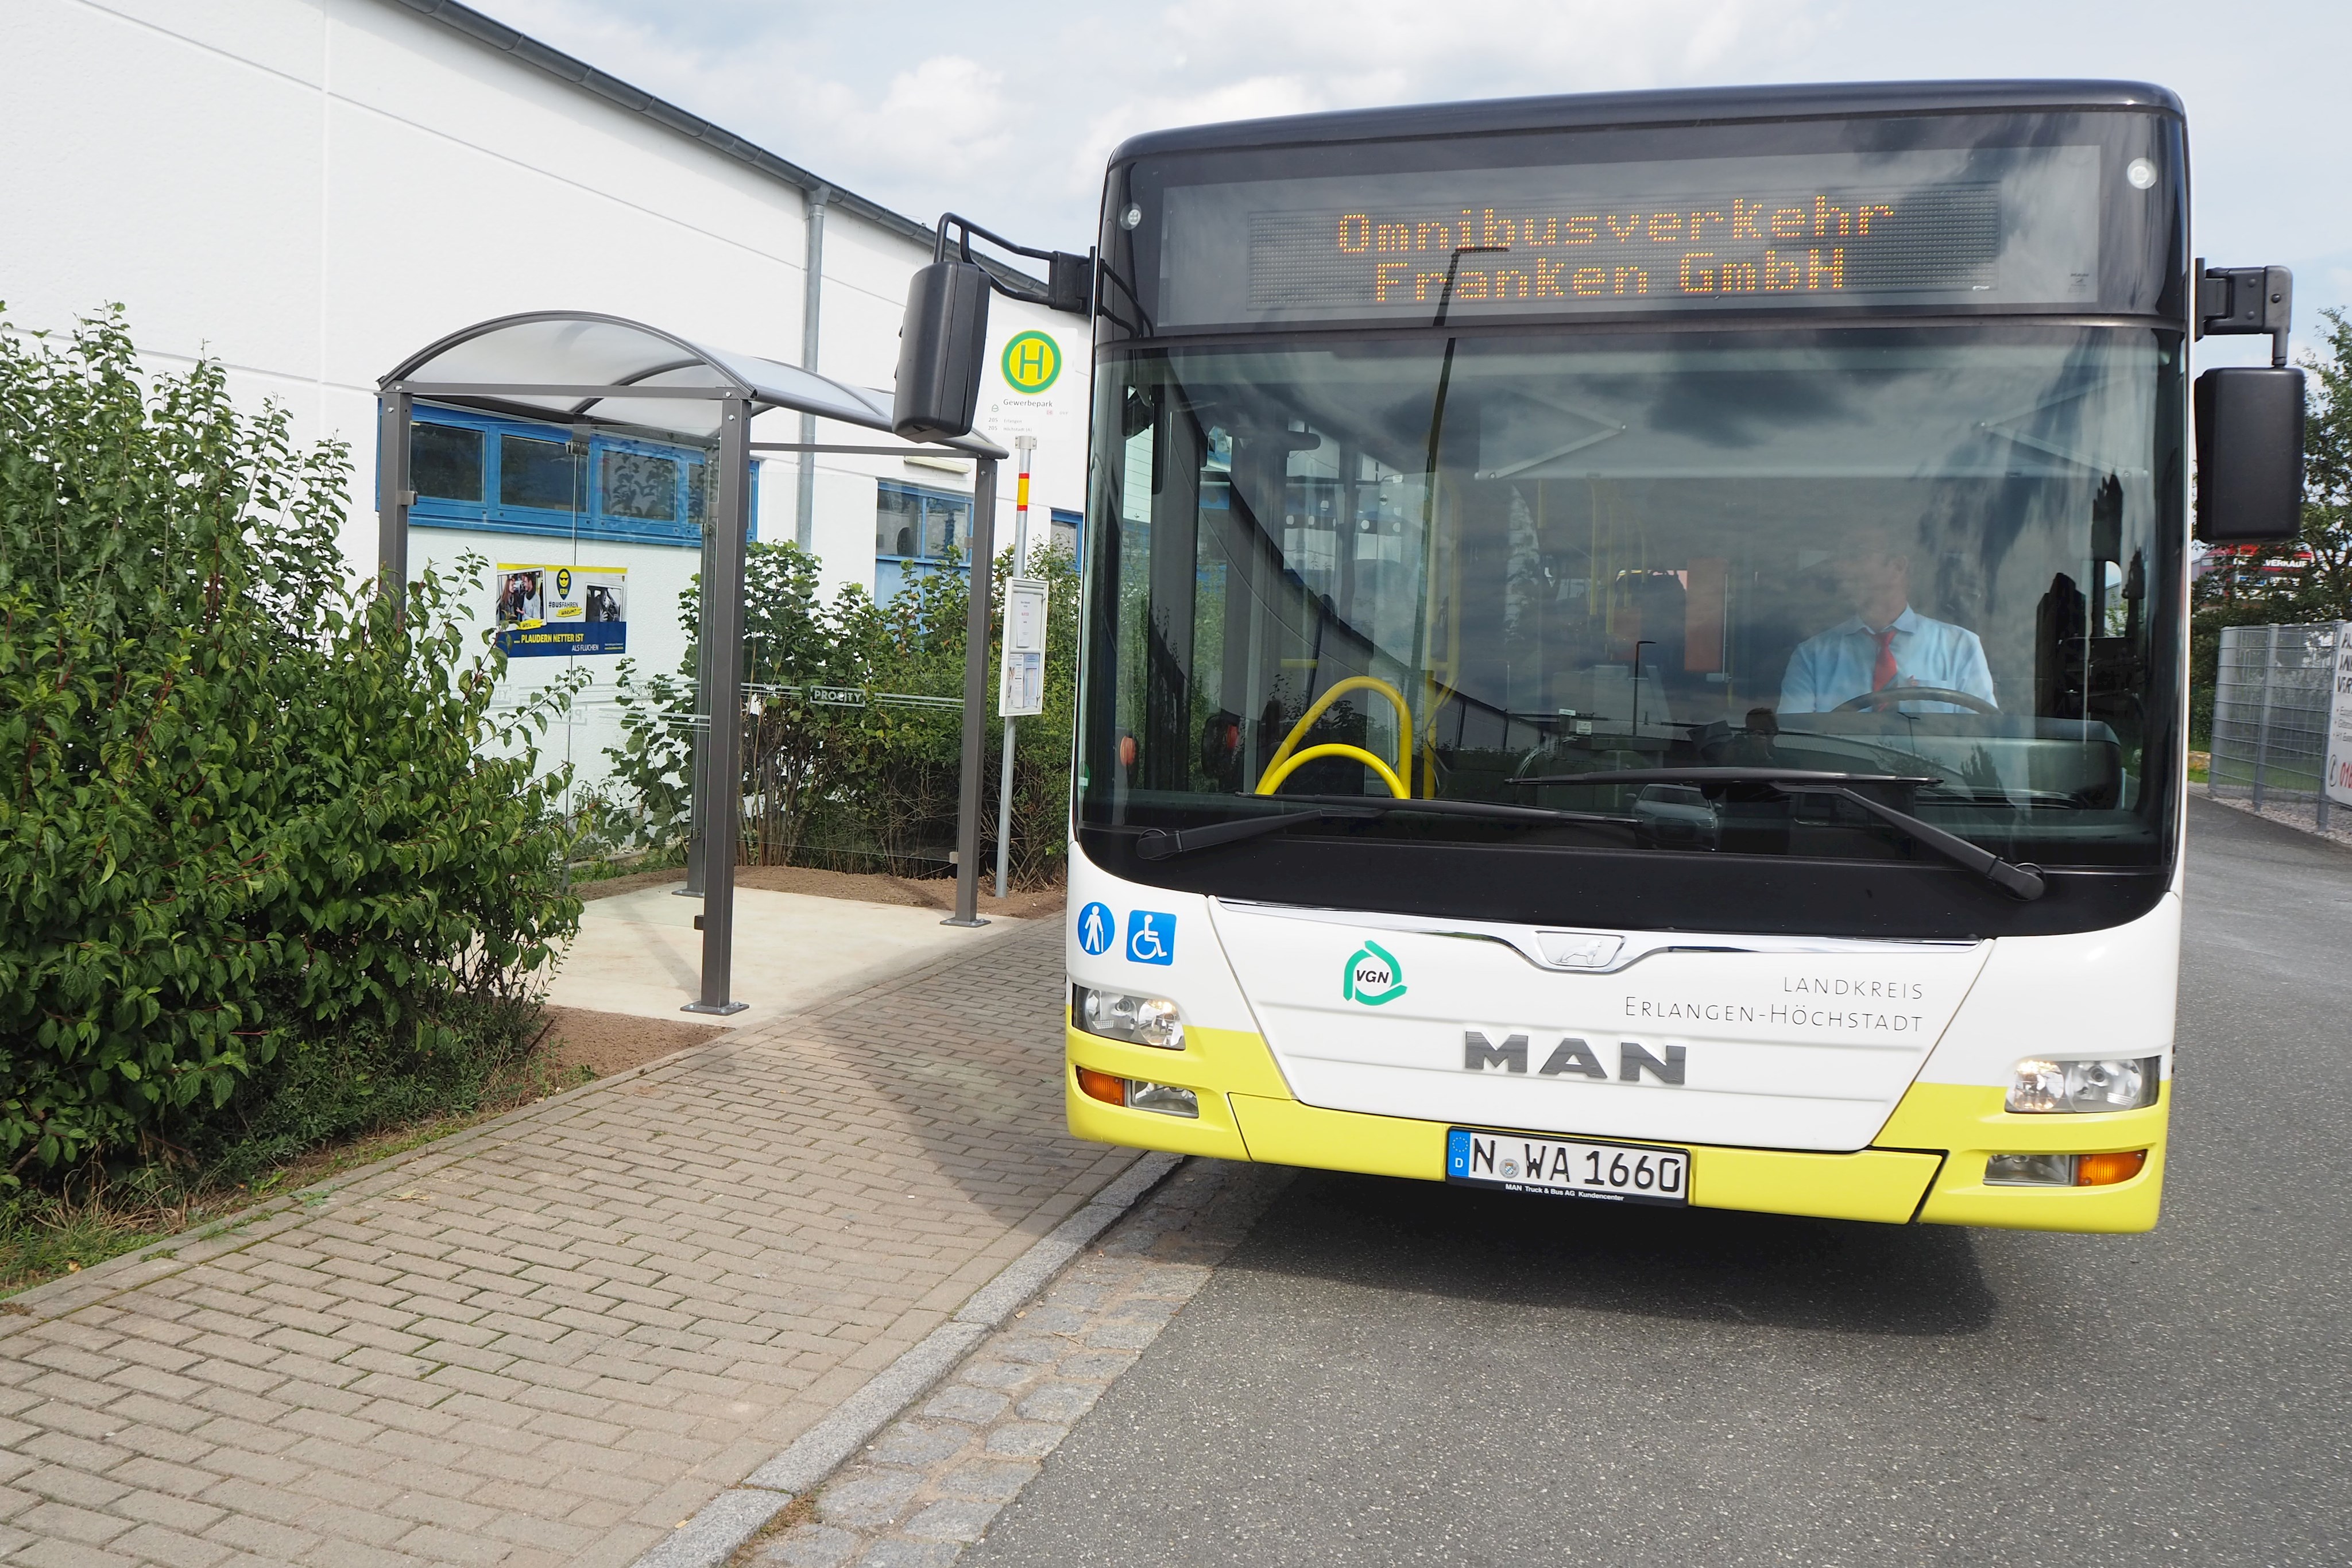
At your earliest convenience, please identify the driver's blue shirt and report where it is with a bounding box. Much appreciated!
[1778,606,1997,713]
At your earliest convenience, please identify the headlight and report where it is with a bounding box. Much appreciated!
[2006,1056,2160,1113]
[1074,986,1184,1050]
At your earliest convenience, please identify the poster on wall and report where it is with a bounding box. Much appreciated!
[2327,621,2352,808]
[493,563,626,657]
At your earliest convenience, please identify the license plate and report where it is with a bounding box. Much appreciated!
[1445,1128,1690,1206]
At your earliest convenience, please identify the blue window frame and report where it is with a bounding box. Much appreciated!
[406,404,751,547]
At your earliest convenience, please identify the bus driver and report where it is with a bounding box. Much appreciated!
[1777,528,1997,713]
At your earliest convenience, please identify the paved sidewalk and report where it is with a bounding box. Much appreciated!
[742,1158,1290,1567]
[548,889,1003,1030]
[0,917,1129,1568]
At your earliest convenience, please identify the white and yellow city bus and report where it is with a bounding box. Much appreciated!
[1057,82,2303,1231]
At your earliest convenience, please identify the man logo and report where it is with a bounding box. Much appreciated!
[1343,939,1407,1006]
[1463,1031,1686,1084]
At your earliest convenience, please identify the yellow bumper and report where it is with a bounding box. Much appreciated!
[1065,1023,2168,1233]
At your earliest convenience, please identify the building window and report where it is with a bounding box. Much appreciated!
[875,479,977,601]
[876,481,972,564]
[412,424,483,503]
[876,485,922,559]
[405,405,744,548]
[1050,507,1084,564]
[500,433,576,512]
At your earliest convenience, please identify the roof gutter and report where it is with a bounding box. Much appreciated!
[378,0,1045,289]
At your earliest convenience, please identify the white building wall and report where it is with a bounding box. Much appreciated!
[1,0,1094,792]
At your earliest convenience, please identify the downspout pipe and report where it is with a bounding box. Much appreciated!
[796,184,829,551]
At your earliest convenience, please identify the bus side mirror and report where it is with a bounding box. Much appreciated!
[2194,366,2305,544]
[893,260,992,443]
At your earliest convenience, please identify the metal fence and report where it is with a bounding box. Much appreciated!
[2210,621,2341,827]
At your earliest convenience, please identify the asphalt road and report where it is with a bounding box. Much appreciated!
[970,796,2352,1567]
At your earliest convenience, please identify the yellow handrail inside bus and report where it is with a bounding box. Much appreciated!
[1256,744,1409,800]
[1256,675,1413,797]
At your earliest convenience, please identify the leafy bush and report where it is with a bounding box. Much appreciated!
[608,537,1080,887]
[0,311,581,1180]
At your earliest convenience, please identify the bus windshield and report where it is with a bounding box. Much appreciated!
[1079,326,2183,870]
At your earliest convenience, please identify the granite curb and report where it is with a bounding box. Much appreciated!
[628,1152,1183,1568]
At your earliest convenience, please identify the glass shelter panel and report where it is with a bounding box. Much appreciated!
[601,450,679,521]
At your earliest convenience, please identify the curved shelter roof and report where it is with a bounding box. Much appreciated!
[382,310,1005,456]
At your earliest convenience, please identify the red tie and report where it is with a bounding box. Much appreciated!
[1871,626,1898,691]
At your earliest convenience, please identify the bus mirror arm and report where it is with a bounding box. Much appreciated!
[933,212,1094,316]
[893,215,1093,443]
[2195,261,2293,366]
[1776,784,2045,901]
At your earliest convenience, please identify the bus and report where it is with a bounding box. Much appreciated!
[1050,82,2301,1232]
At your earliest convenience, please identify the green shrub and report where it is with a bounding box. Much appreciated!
[0,310,582,1180]
[608,536,1080,887]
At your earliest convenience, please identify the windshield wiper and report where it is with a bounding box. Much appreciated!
[1511,766,1939,789]
[1134,794,1624,861]
[1510,767,2046,901]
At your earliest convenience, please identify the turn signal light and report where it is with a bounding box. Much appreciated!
[1072,1067,1200,1119]
[1983,1149,2149,1187]
[2074,1149,2147,1186]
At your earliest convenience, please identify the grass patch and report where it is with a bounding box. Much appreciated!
[1,1001,594,1301]
[728,1493,818,1565]
[568,838,687,888]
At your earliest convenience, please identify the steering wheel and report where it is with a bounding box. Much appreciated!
[1832,686,1998,714]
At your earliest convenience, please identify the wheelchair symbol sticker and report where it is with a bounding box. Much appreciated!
[1125,911,1177,966]
[1076,901,1115,957]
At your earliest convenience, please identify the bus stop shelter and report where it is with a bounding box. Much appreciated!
[378,311,1009,1014]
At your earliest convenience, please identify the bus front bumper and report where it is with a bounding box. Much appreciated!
[1066,1025,2167,1233]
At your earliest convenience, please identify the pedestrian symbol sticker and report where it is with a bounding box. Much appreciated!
[1001,330,1061,394]
[1125,911,1176,966]
[1077,901,1115,957]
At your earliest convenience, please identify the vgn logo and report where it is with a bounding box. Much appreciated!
[1343,939,1407,1006]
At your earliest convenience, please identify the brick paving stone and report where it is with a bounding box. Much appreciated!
[0,919,1135,1567]
[741,1159,1289,1568]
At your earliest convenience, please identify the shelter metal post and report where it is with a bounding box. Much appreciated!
[995,435,1035,900]
[687,396,753,1014]
[681,510,718,898]
[797,185,829,551]
[947,457,999,927]
[376,391,412,610]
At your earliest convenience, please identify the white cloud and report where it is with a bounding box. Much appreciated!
[467,0,2352,324]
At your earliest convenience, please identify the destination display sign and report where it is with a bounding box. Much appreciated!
[1155,145,2103,328]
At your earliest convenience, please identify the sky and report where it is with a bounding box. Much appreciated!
[473,0,2351,363]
